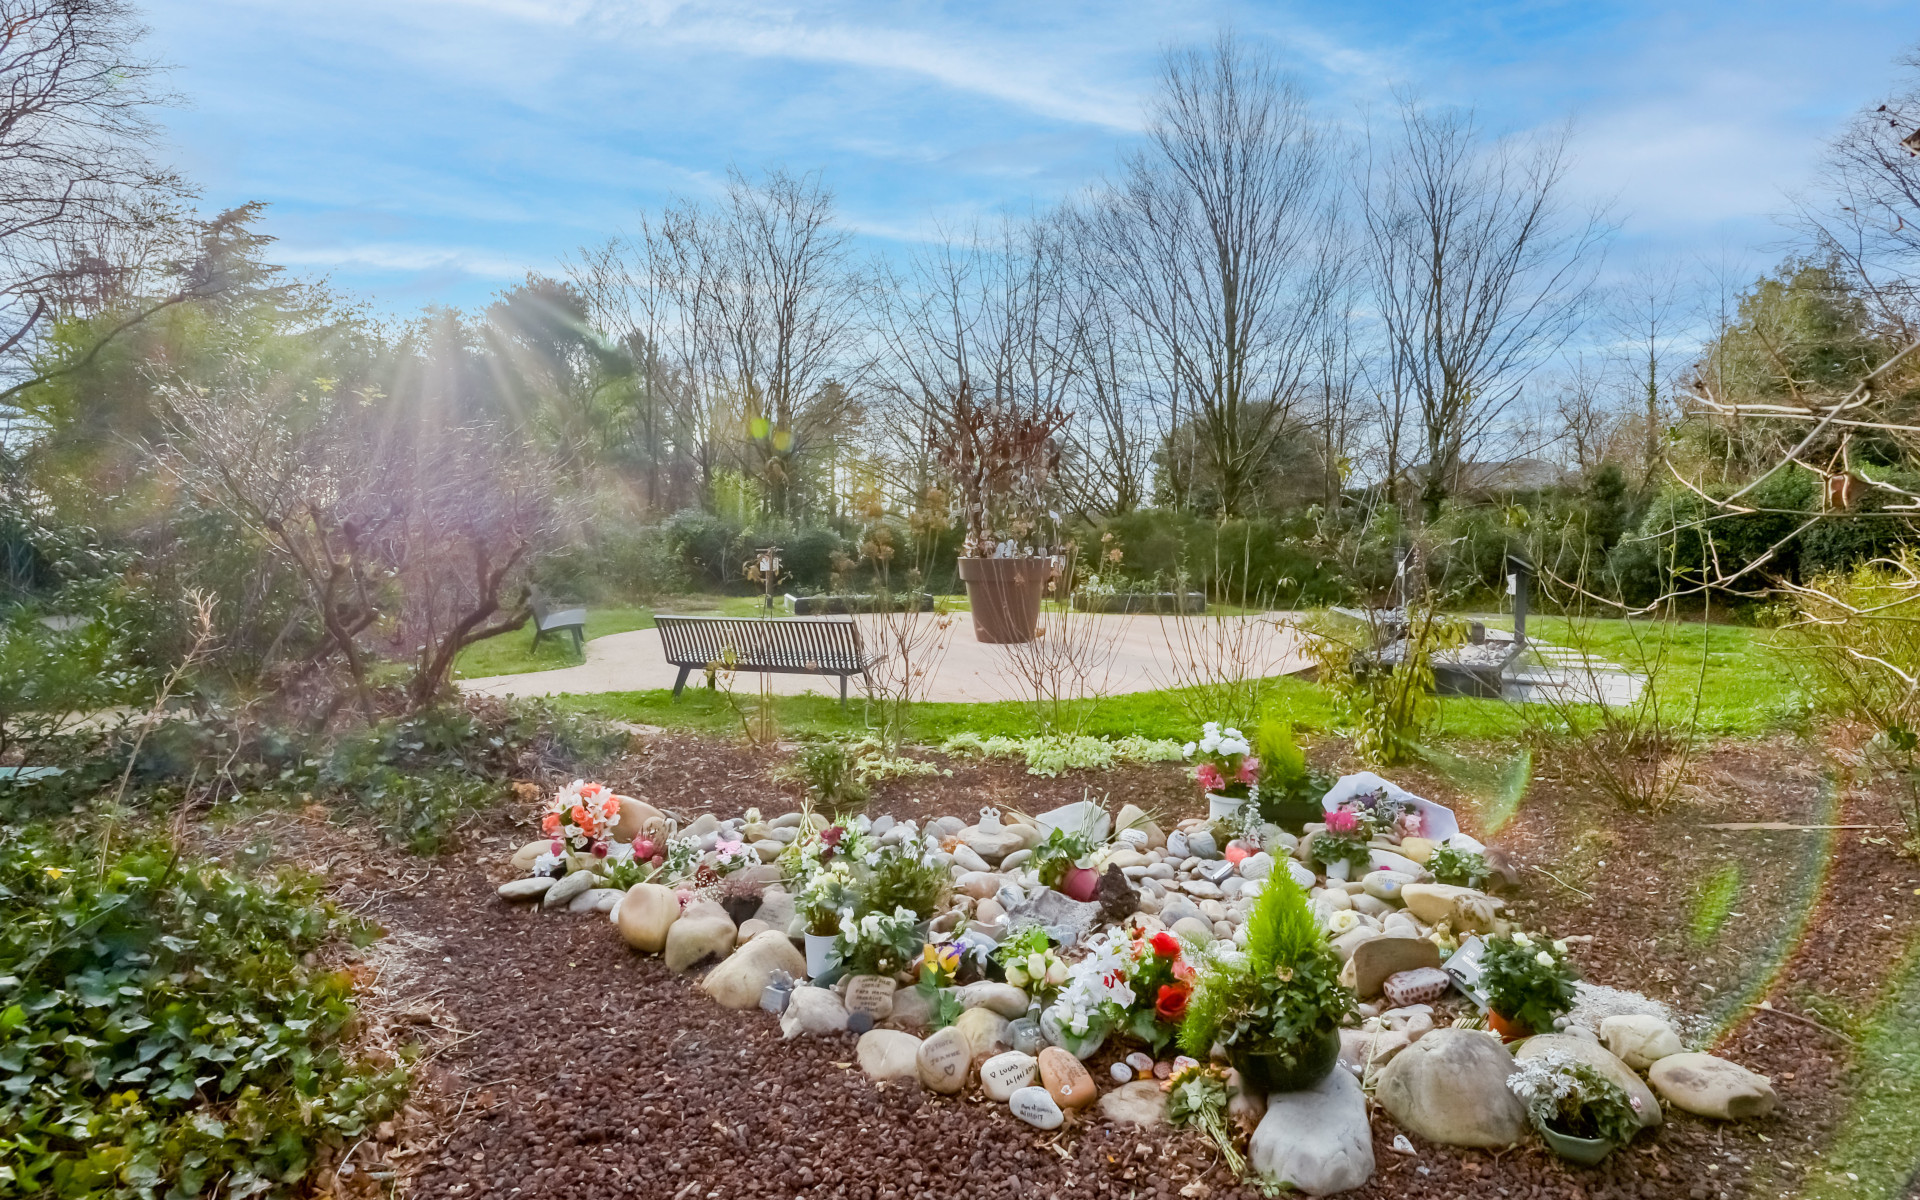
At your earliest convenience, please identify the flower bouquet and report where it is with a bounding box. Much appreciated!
[1480,930,1578,1039]
[1183,722,1257,821]
[995,925,1068,996]
[1507,1050,1645,1164]
[539,779,623,869]
[1330,785,1423,844]
[1118,929,1196,1053]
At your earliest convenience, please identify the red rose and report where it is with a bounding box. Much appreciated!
[1155,983,1190,1022]
[1150,931,1181,960]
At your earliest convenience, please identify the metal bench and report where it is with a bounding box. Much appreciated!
[654,615,877,708]
[530,592,587,654]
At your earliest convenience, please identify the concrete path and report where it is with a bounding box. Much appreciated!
[459,611,1310,704]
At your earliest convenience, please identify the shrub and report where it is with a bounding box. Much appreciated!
[0,827,407,1197]
[1177,872,1352,1066]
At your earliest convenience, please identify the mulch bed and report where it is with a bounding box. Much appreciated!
[296,730,1920,1200]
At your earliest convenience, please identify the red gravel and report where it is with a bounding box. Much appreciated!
[329,732,1920,1200]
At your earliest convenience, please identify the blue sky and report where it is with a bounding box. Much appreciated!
[141,0,1915,315]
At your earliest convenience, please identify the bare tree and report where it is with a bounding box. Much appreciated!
[1086,33,1338,518]
[1611,264,1687,484]
[0,0,188,379]
[1359,98,1609,518]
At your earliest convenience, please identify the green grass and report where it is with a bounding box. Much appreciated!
[1794,939,1920,1200]
[452,595,771,679]
[558,675,1336,745]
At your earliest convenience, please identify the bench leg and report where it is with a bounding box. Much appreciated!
[570,626,584,655]
[672,665,691,700]
[839,673,849,710]
[531,625,545,651]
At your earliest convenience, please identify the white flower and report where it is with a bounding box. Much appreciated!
[1553,940,1568,954]
[1203,722,1220,735]
[531,853,563,877]
[1325,909,1362,936]
[1511,931,1532,947]
[1182,742,1197,758]
[1534,950,1556,968]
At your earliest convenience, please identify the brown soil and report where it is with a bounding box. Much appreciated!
[287,730,1920,1200]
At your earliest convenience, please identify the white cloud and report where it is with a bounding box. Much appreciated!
[271,242,534,279]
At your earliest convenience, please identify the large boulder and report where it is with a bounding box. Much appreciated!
[1516,1034,1661,1129]
[856,1029,922,1084]
[1374,1028,1527,1147]
[701,929,806,1009]
[960,823,1027,862]
[616,883,680,952]
[1649,1053,1777,1120]
[1249,1067,1375,1196]
[1601,1014,1684,1070]
[664,900,736,972]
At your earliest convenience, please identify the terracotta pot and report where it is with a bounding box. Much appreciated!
[1488,1010,1531,1042]
[958,556,1050,644]
[1058,866,1100,903]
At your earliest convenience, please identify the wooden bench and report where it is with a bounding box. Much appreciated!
[654,615,877,708]
[530,592,587,654]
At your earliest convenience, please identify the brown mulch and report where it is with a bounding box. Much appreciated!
[296,731,1920,1200]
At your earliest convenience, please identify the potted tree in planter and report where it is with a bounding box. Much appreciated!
[1479,930,1578,1041]
[932,381,1068,644]
[1251,717,1326,833]
[1178,870,1355,1094]
[1507,1050,1647,1165]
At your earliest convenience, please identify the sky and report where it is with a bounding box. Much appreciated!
[139,0,1917,316]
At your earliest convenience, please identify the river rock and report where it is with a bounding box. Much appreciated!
[1649,1053,1777,1119]
[1399,883,1493,925]
[1115,803,1165,849]
[1350,936,1441,998]
[509,839,553,873]
[981,1051,1039,1101]
[957,981,1029,1018]
[917,1026,973,1094]
[616,883,679,952]
[1601,1014,1684,1070]
[1186,830,1220,859]
[664,900,735,972]
[612,796,667,842]
[1517,1034,1661,1129]
[1099,1080,1167,1128]
[570,886,623,914]
[1374,1028,1527,1147]
[954,1006,1012,1058]
[843,975,898,1022]
[1006,888,1102,945]
[889,984,935,1029]
[1009,1085,1064,1130]
[1397,836,1435,865]
[1339,1027,1411,1071]
[1362,870,1415,903]
[956,871,1005,900]
[1038,1045,1096,1109]
[1249,1066,1375,1196]
[497,876,554,902]
[1034,799,1110,842]
[701,929,807,1009]
[961,823,1027,862]
[1367,849,1423,877]
[952,844,992,874]
[751,887,795,930]
[780,985,848,1038]
[857,1029,923,1084]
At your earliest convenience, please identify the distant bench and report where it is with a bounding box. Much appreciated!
[654,615,878,708]
[530,592,587,654]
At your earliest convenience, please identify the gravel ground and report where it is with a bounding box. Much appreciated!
[299,731,1920,1200]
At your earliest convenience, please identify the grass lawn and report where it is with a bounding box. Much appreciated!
[452,596,772,679]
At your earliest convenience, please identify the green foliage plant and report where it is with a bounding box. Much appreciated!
[1480,930,1579,1035]
[1508,1051,1645,1145]
[1427,843,1492,889]
[1177,872,1353,1068]
[1307,829,1374,877]
[1029,825,1094,890]
[1305,607,1461,766]
[780,740,870,810]
[0,827,406,1198]
[860,842,948,920]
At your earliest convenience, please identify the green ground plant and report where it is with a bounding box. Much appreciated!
[0,827,406,1198]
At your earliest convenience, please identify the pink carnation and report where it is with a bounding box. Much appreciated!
[1325,810,1360,835]
[1236,756,1260,785]
[1195,762,1224,791]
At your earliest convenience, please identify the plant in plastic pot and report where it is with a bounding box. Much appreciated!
[1177,871,1355,1095]
[1182,721,1257,821]
[1480,929,1578,1039]
[1507,1051,1646,1164]
[1250,717,1328,833]
[931,380,1068,644]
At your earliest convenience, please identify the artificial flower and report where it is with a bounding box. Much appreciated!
[1150,930,1181,959]
[1324,809,1360,835]
[1236,756,1260,785]
[1512,931,1533,947]
[1325,909,1362,936]
[1155,983,1191,1022]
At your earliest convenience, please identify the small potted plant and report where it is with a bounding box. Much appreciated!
[1178,870,1355,1094]
[1428,842,1492,888]
[1183,722,1257,822]
[1307,810,1374,880]
[833,905,924,979]
[1507,1050,1647,1164]
[794,860,857,977]
[1119,929,1197,1054]
[1250,717,1326,833]
[1031,825,1099,901]
[1480,930,1578,1040]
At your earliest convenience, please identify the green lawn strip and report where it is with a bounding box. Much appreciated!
[454,595,775,679]
[557,675,1336,746]
[1789,936,1920,1200]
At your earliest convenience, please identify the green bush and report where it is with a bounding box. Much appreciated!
[0,827,406,1197]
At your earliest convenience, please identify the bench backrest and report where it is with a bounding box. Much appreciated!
[654,615,871,672]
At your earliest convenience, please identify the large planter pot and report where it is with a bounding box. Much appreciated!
[804,932,839,978]
[1261,797,1323,835]
[958,556,1051,644]
[1232,1024,1341,1095]
[1206,792,1247,822]
[1539,1123,1616,1166]
[1487,1010,1531,1042]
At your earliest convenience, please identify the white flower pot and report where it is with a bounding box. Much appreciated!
[804,932,838,978]
[1206,792,1245,822]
